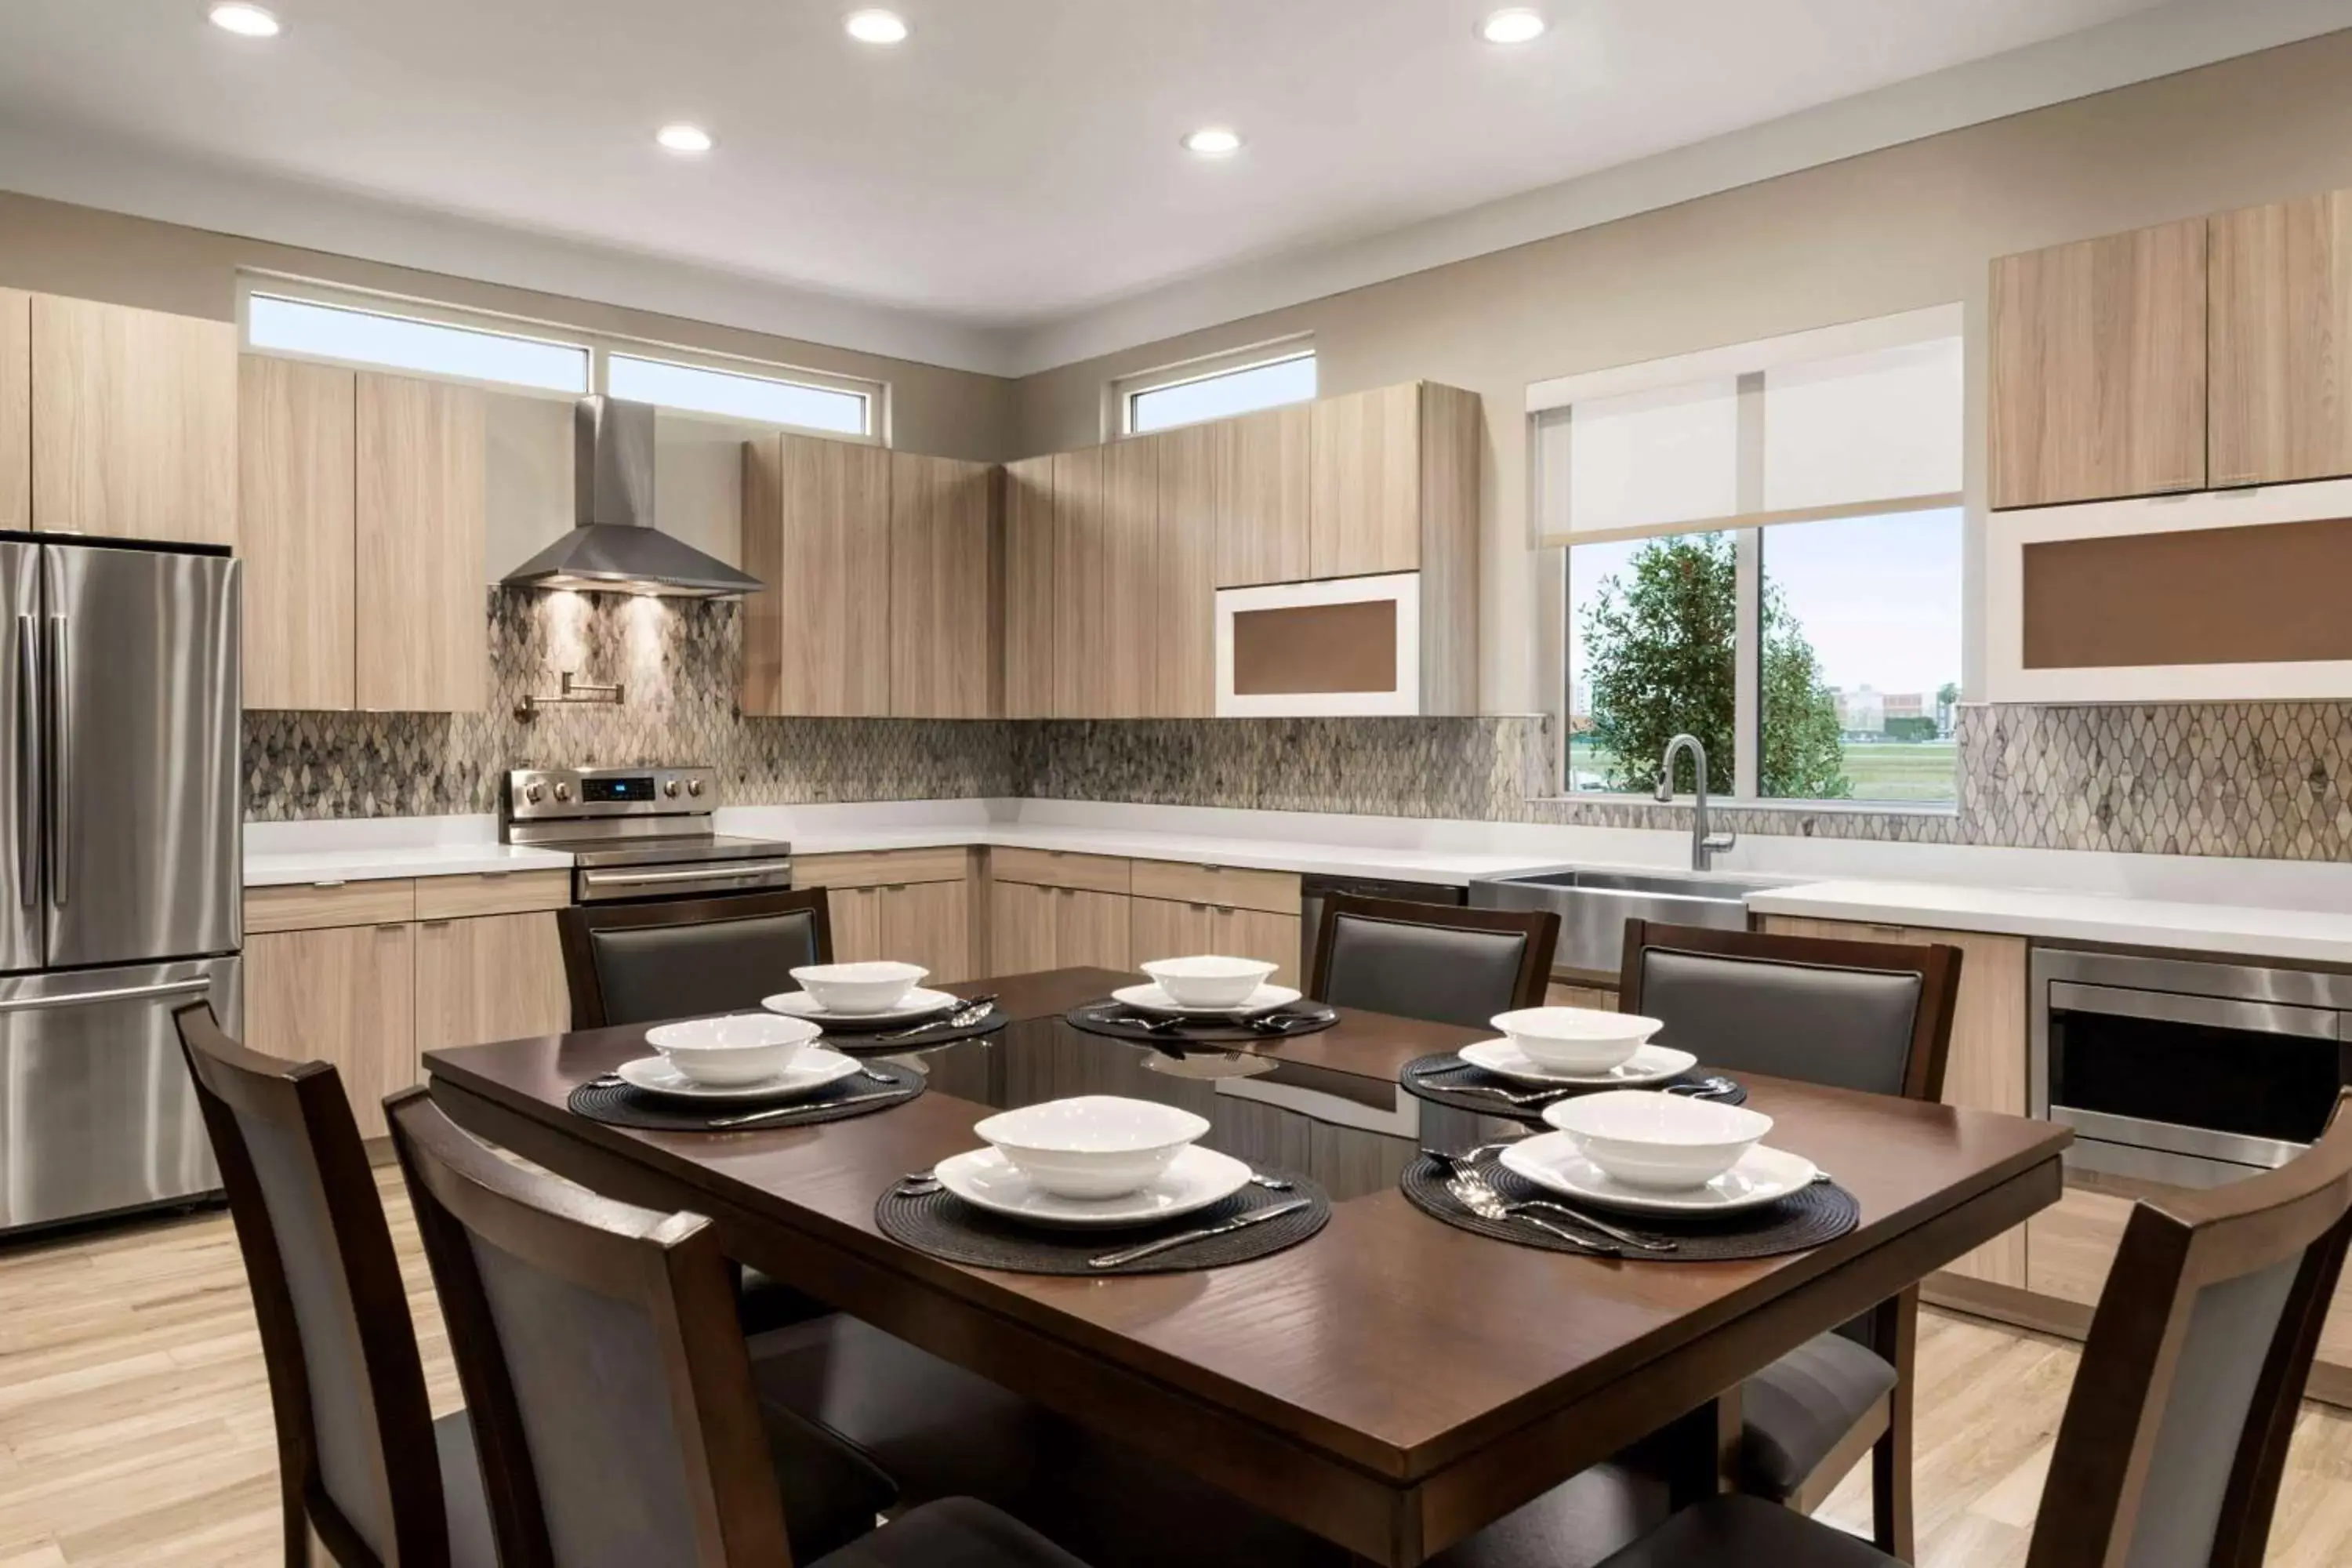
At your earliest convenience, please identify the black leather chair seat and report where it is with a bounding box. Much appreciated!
[738,1266,831,1334]
[1422,1462,1668,1568]
[1591,1494,1897,1568]
[1738,1331,1900,1501]
[431,1412,499,1568]
[811,1497,1094,1568]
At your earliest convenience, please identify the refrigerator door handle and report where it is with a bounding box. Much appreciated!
[0,975,214,1014]
[45,614,66,910]
[13,614,35,909]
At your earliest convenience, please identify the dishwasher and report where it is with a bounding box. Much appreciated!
[1298,875,1469,987]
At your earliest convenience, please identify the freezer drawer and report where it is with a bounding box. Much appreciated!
[0,957,238,1232]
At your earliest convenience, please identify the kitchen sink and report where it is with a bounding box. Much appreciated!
[1468,866,1797,982]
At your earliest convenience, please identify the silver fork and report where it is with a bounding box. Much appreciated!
[1440,1080,1579,1107]
[1444,1167,1618,1256]
[1505,1198,1677,1253]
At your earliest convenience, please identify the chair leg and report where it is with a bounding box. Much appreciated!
[1869,1289,1920,1562]
[282,1483,310,1568]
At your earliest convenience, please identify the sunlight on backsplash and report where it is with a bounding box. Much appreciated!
[543,589,590,674]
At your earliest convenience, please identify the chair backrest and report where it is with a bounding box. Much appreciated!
[2028,1089,2352,1568]
[1308,895,1560,1030]
[387,1087,795,1568]
[1616,920,1962,1102]
[172,1003,445,1568]
[557,889,834,1029]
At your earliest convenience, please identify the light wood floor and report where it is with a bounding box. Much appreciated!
[3,1178,2350,1566]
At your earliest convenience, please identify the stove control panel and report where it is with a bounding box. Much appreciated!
[504,765,717,826]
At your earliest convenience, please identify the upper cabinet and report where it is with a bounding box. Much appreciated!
[889,451,999,719]
[31,295,238,546]
[241,356,358,710]
[2209,191,2352,489]
[1002,456,1057,718]
[355,373,488,712]
[1989,220,2208,510]
[742,431,891,717]
[0,291,27,533]
[1217,403,1309,589]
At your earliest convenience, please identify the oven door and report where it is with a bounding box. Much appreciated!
[573,857,795,904]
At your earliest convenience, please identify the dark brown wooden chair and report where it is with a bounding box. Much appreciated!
[558,887,834,1029]
[1307,895,1559,1029]
[172,1000,495,1568]
[1619,918,1964,1559]
[1584,1087,2352,1568]
[385,1087,1092,1568]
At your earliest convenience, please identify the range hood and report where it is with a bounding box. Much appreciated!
[501,395,763,598]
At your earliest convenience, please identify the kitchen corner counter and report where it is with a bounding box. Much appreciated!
[243,843,574,887]
[771,823,1557,885]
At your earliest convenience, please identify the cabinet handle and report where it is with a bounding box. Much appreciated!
[1189,902,1208,912]
[376,923,406,933]
[884,884,906,892]
[420,920,450,929]
[2212,474,2261,491]
[478,870,510,880]
[312,879,347,889]
[1214,905,1235,915]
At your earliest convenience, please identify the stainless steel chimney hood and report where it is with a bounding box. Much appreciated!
[501,395,763,597]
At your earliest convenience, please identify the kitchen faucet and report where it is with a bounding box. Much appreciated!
[1656,734,1737,872]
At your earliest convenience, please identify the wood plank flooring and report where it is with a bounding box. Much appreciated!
[3,1178,2350,1565]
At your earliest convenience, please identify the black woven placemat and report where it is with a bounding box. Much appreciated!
[1063,1000,1338,1047]
[1397,1051,1747,1123]
[1399,1149,1857,1261]
[874,1170,1329,1276]
[565,1058,926,1132]
[822,1007,1010,1054]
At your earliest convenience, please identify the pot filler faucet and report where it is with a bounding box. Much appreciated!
[1656,733,1737,872]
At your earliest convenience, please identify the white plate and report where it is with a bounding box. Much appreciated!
[614,1047,863,1102]
[1109,982,1303,1018]
[763,987,962,1026]
[1498,1132,1819,1215]
[1457,1038,1699,1087]
[930,1144,1254,1229]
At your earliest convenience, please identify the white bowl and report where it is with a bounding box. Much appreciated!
[1542,1090,1774,1191]
[974,1095,1212,1200]
[1490,1007,1664,1074]
[789,960,929,1015]
[1138,955,1280,1010]
[644,1013,822,1087]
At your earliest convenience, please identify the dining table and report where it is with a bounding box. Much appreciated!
[421,965,2071,1566]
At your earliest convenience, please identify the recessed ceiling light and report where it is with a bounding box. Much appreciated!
[655,123,713,155]
[1182,127,1243,158]
[207,3,281,38]
[1478,8,1547,44]
[844,9,909,45]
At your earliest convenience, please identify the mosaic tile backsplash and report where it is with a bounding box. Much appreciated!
[245,590,2352,860]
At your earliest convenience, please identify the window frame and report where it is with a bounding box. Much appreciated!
[235,273,888,442]
[1112,337,1316,437]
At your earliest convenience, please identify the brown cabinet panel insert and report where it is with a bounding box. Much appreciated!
[2022,515,2352,670]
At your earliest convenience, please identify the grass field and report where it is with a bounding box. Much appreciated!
[1568,740,1957,804]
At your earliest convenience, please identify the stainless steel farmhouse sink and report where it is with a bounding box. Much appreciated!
[1468,867,1797,981]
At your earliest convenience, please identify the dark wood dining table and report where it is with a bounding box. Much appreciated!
[423,967,2070,1566]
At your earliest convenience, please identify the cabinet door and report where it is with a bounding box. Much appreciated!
[990,880,1058,976]
[1209,906,1301,987]
[1153,422,1218,717]
[1054,888,1131,972]
[240,355,356,710]
[882,880,971,985]
[1310,383,1421,575]
[1129,896,1213,967]
[1218,403,1309,588]
[31,295,238,546]
[1989,220,2207,508]
[742,432,891,716]
[1102,437,1158,718]
[2209,191,2352,488]
[1003,455,1058,717]
[824,885,887,964]
[356,373,486,712]
[415,913,570,1058]
[245,924,415,1140]
[890,452,999,718]
[1050,445,1106,717]
[2024,1185,2131,1308]
[0,289,26,534]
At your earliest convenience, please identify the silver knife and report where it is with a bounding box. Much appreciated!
[705,1085,907,1128]
[1087,1198,1311,1269]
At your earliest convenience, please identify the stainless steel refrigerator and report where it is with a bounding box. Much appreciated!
[0,537,241,1234]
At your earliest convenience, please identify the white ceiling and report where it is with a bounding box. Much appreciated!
[0,0,2319,372]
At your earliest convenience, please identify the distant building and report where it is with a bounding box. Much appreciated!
[1833,685,1885,735]
[1882,692,1927,721]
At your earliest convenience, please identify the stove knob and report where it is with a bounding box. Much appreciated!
[686,778,704,797]
[524,782,545,804]
[663,779,681,799]
[554,782,573,802]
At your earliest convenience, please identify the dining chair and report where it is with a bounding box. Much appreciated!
[385,1087,1093,1568]
[1615,918,1963,1559]
[557,887,835,1029]
[172,1000,495,1568]
[1585,1087,2352,1568]
[1308,895,1561,1029]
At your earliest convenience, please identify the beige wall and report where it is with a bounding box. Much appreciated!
[1009,30,2352,713]
[0,187,1017,464]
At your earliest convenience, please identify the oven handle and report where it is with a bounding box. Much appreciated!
[578,858,795,891]
[2049,980,2342,1042]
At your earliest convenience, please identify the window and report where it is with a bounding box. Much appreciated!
[1122,347,1316,434]
[606,353,867,436]
[1544,307,1963,807]
[246,293,589,393]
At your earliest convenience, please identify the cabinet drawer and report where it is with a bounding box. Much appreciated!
[245,879,416,933]
[1129,858,1300,915]
[794,846,970,888]
[413,869,571,920]
[992,847,1131,895]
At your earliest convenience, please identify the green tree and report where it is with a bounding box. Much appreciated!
[1579,535,1849,799]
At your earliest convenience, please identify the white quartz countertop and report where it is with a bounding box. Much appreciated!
[782,823,1558,884]
[243,843,574,887]
[1745,880,2352,966]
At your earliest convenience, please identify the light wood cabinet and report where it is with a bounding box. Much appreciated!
[1544,982,1619,1011]
[801,846,978,982]
[1101,438,1158,717]
[245,923,416,1141]
[1217,403,1310,589]
[1054,887,1131,971]
[825,884,887,964]
[2209,190,2352,488]
[1153,423,1218,718]
[415,912,570,1056]
[1048,445,1105,718]
[244,879,416,934]
[2023,1185,2132,1308]
[1127,896,1300,985]
[1310,383,1422,576]
[411,869,570,920]
[991,848,1131,895]
[30,295,238,546]
[1989,219,2208,509]
[889,452,999,718]
[741,431,891,717]
[989,880,1059,976]
[355,373,486,712]
[795,846,971,889]
[0,289,27,534]
[240,356,356,710]
[1128,858,1299,915]
[1002,456,1057,718]
[881,880,973,985]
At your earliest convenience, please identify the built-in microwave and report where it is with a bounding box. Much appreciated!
[1214,572,1422,717]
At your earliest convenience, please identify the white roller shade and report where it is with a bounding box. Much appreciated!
[1762,337,1962,514]
[1566,379,1740,536]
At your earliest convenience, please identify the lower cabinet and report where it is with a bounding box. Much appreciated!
[1543,982,1618,1010]
[1128,896,1300,985]
[829,880,973,985]
[415,912,572,1057]
[245,922,417,1141]
[989,881,1131,975]
[989,880,1058,975]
